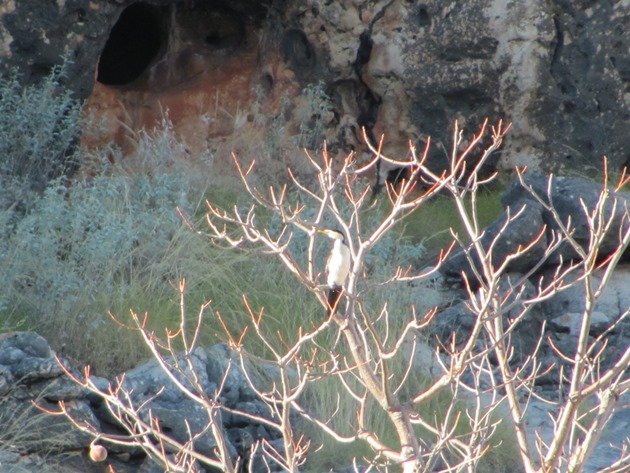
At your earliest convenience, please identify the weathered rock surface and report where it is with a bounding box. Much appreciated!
[442,174,630,281]
[440,202,548,281]
[0,0,120,98]
[502,173,630,262]
[1,0,626,177]
[0,333,289,472]
[521,392,630,473]
[0,332,102,472]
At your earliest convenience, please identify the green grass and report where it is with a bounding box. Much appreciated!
[298,275,519,472]
[303,378,520,472]
[399,187,505,258]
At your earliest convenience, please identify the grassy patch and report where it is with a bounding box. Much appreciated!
[399,187,505,259]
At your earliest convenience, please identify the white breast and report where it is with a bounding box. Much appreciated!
[327,239,351,287]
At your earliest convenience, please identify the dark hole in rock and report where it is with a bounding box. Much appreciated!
[563,100,576,112]
[260,72,274,93]
[97,2,165,86]
[205,33,221,45]
[356,31,373,70]
[416,6,431,27]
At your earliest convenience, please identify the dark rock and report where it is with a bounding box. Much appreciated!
[538,1,629,172]
[0,333,70,390]
[0,396,98,453]
[496,274,545,361]
[12,356,63,381]
[0,0,121,99]
[443,174,629,283]
[536,264,630,371]
[84,375,111,404]
[551,311,612,336]
[137,453,203,473]
[281,28,317,82]
[502,174,630,263]
[105,348,239,458]
[227,427,255,453]
[0,347,25,366]
[121,347,216,404]
[29,376,89,402]
[434,274,544,364]
[80,342,285,467]
[440,202,547,283]
[248,437,287,473]
[433,302,476,345]
[206,343,256,405]
[139,397,236,460]
[0,365,13,396]
[0,332,51,359]
[537,265,630,321]
[0,332,102,456]
[231,401,275,427]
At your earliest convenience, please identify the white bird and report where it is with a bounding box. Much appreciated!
[318,228,351,315]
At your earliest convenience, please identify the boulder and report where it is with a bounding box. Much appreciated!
[440,201,547,282]
[537,264,630,367]
[205,343,257,405]
[442,174,629,282]
[433,273,544,365]
[121,347,216,404]
[539,265,630,323]
[502,174,630,263]
[0,332,99,455]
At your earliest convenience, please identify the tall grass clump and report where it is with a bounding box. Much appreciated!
[0,178,192,372]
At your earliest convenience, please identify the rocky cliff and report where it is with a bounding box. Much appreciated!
[0,0,630,178]
[0,0,628,177]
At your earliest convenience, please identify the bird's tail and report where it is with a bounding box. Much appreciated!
[327,286,343,316]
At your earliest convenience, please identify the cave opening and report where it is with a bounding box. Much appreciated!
[97,2,165,86]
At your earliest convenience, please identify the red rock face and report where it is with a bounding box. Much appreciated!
[84,47,261,157]
[81,1,301,177]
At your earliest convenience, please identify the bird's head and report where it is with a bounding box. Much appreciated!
[317,228,345,241]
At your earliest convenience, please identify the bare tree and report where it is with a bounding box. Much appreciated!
[50,120,628,473]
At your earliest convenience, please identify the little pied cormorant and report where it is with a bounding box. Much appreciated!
[317,229,351,315]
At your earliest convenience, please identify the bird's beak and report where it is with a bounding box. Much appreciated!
[315,228,329,236]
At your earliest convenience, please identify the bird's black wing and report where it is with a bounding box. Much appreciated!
[327,286,343,316]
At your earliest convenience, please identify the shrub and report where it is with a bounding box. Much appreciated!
[0,61,81,216]
[0,117,210,373]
